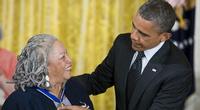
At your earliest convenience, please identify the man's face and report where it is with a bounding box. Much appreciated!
[130,14,170,51]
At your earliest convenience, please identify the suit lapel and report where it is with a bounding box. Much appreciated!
[122,49,135,88]
[128,63,163,109]
[116,35,135,109]
[116,35,136,93]
[122,49,134,110]
[128,41,170,110]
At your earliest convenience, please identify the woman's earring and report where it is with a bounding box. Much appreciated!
[45,75,50,88]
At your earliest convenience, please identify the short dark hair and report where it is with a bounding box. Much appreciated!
[138,0,176,33]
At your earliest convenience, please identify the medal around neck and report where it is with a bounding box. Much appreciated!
[36,87,65,108]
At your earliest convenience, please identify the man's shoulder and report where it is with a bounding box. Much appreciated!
[113,33,131,43]
[113,33,132,47]
[168,41,191,66]
[116,33,131,40]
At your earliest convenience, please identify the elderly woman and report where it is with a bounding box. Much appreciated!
[2,34,93,110]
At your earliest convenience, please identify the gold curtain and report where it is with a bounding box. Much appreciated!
[0,0,145,109]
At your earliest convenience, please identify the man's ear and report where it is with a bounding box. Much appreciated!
[160,32,172,42]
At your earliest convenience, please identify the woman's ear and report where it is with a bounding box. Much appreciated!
[160,32,172,42]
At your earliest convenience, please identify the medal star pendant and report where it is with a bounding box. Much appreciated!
[58,103,65,107]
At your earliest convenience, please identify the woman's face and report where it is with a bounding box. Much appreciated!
[47,40,72,85]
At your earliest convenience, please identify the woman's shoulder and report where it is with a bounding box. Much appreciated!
[2,88,35,110]
[4,87,39,103]
[11,87,39,97]
[2,87,56,110]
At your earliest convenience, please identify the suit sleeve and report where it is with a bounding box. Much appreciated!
[65,78,94,110]
[72,36,121,95]
[149,68,194,110]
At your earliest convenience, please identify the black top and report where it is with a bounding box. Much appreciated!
[2,78,94,110]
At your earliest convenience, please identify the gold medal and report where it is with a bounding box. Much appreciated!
[58,103,65,107]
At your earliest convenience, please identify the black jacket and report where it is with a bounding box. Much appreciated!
[2,79,94,110]
[71,33,194,110]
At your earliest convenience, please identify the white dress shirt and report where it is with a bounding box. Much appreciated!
[130,42,165,74]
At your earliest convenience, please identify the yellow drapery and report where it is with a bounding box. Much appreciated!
[0,0,145,109]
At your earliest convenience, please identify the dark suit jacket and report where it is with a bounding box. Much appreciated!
[2,79,94,110]
[72,33,195,110]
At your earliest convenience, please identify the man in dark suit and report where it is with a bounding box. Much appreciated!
[68,0,195,110]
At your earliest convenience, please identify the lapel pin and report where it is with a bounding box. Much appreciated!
[152,68,157,72]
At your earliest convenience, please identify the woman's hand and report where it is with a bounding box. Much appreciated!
[57,105,89,110]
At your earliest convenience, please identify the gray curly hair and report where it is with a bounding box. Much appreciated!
[12,34,57,91]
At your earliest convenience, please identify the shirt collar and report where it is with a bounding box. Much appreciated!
[144,41,165,61]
